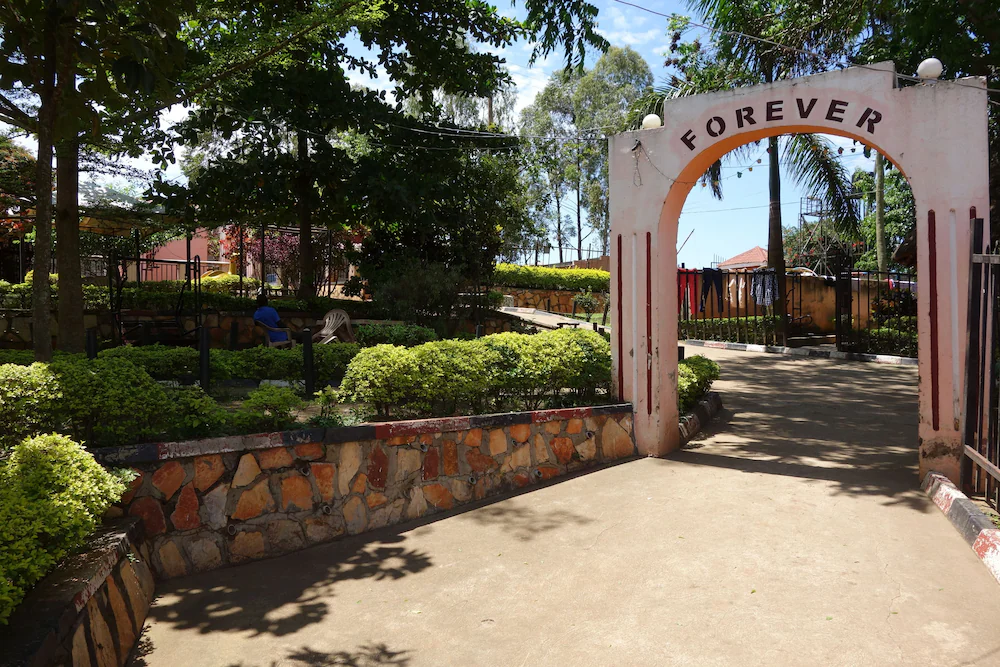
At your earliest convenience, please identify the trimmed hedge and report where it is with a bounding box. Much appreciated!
[0,434,129,625]
[337,328,612,418]
[493,263,610,292]
[678,356,721,412]
[355,323,438,347]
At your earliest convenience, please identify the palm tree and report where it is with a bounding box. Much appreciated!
[632,5,861,342]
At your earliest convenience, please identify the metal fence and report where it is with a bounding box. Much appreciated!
[835,268,918,357]
[962,217,1000,509]
[677,268,786,346]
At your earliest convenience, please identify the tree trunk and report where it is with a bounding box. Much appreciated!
[56,140,84,352]
[875,152,887,273]
[576,143,583,261]
[767,135,788,345]
[32,8,58,361]
[554,190,564,264]
[295,131,315,299]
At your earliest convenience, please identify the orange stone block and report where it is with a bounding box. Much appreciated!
[170,483,201,531]
[151,461,185,501]
[367,492,388,508]
[566,418,584,435]
[443,440,459,476]
[422,483,454,509]
[510,423,531,443]
[387,435,411,446]
[257,447,293,469]
[281,474,314,511]
[422,447,440,480]
[121,469,144,504]
[466,449,498,473]
[129,496,166,536]
[311,463,336,502]
[550,437,575,464]
[463,428,483,447]
[368,446,388,490]
[294,443,324,460]
[419,433,434,445]
[352,473,368,494]
[194,455,224,492]
[513,473,531,488]
[537,465,561,480]
[232,479,275,520]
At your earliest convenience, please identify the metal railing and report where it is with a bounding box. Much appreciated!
[677,268,786,346]
[962,217,1000,508]
[835,268,917,358]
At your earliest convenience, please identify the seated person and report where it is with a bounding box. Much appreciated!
[253,295,289,344]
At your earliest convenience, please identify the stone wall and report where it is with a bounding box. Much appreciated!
[502,288,608,315]
[96,405,635,580]
[0,519,155,667]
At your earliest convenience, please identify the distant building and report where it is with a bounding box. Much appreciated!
[718,245,767,270]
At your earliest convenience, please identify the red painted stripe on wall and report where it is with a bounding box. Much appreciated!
[531,406,594,423]
[374,416,472,439]
[645,231,652,415]
[928,210,940,431]
[617,234,624,402]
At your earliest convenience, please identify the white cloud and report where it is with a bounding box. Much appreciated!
[595,27,660,46]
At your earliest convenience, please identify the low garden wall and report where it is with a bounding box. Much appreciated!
[503,288,607,315]
[97,404,635,579]
[0,519,155,667]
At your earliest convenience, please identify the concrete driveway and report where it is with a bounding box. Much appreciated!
[134,348,1000,667]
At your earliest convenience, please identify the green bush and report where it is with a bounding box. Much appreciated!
[338,344,423,418]
[0,364,61,456]
[493,263,610,292]
[51,358,174,448]
[0,434,129,625]
[678,355,721,413]
[356,323,438,347]
[338,329,612,418]
[165,386,230,439]
[235,384,303,432]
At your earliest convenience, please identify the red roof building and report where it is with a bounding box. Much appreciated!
[718,245,768,270]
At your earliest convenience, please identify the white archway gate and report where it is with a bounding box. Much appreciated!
[609,62,990,483]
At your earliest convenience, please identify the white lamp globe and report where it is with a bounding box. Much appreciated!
[917,57,943,80]
[641,113,662,130]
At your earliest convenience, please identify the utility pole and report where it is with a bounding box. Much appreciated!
[875,153,887,273]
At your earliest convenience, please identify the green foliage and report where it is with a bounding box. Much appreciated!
[493,263,610,292]
[572,287,601,320]
[870,288,917,327]
[0,364,61,456]
[356,324,438,347]
[235,385,303,433]
[338,329,612,418]
[51,358,174,448]
[678,355,721,413]
[0,434,128,625]
[165,386,230,439]
[338,345,423,418]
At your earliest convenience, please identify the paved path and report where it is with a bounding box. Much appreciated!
[498,306,610,334]
[134,348,1000,667]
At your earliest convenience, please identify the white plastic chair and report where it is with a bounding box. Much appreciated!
[315,309,355,344]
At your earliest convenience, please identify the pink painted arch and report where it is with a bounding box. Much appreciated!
[608,62,990,483]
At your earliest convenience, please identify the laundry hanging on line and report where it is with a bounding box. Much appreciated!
[700,268,724,312]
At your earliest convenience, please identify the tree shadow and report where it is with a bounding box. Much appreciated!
[143,532,432,640]
[220,643,411,667]
[457,503,594,541]
[676,351,928,510]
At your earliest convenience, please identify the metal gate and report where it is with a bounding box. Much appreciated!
[961,218,1000,507]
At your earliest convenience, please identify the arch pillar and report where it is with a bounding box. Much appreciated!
[609,62,990,483]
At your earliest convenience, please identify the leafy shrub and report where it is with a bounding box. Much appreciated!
[201,273,261,294]
[493,263,610,292]
[235,385,303,432]
[338,344,422,418]
[870,287,917,326]
[165,386,230,439]
[339,329,612,418]
[0,364,61,456]
[572,288,601,321]
[0,434,129,625]
[356,323,438,347]
[677,355,721,413]
[51,358,173,447]
[100,345,199,380]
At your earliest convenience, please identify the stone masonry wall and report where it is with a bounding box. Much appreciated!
[96,405,635,580]
[502,288,607,315]
[0,519,156,667]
